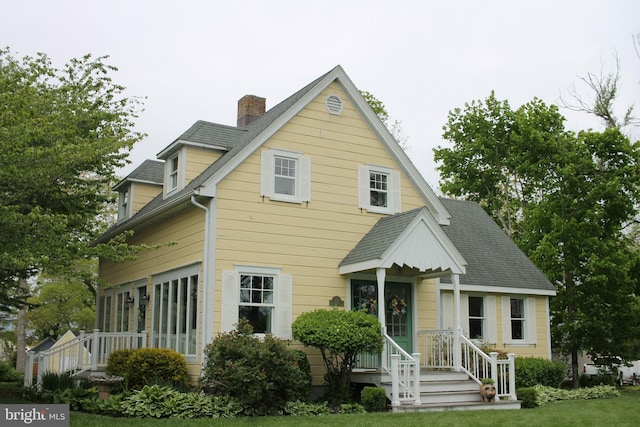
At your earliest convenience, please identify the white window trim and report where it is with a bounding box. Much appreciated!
[164,149,186,197]
[502,296,537,346]
[150,264,200,359]
[461,294,496,343]
[358,164,401,214]
[261,149,311,203]
[221,266,292,339]
[117,187,131,221]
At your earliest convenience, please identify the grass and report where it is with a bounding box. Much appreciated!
[68,387,640,427]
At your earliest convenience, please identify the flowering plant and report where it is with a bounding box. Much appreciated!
[388,296,407,316]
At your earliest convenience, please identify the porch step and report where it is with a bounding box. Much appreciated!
[353,370,521,412]
[393,399,522,413]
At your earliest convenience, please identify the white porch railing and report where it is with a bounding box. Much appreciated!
[25,329,146,387]
[383,331,422,407]
[418,330,517,401]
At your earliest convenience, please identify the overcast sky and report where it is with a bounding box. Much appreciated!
[2,0,639,190]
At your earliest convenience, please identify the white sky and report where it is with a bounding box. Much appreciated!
[2,0,639,190]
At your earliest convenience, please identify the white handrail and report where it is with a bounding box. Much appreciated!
[24,330,146,387]
[383,331,421,406]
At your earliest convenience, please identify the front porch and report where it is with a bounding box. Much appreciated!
[353,329,519,411]
[24,329,146,387]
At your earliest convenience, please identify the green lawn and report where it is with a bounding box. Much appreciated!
[70,388,640,427]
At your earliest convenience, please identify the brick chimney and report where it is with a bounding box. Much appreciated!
[237,95,266,127]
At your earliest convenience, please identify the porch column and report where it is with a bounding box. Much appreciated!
[452,272,462,371]
[376,268,386,331]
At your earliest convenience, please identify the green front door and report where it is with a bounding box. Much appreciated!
[351,280,412,354]
[384,283,412,354]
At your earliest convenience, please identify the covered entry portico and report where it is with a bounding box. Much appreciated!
[339,206,467,358]
[339,207,517,408]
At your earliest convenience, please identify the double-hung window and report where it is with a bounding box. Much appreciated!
[358,165,401,214]
[261,149,311,203]
[510,298,525,340]
[502,296,536,344]
[168,155,179,191]
[118,188,129,221]
[468,296,484,339]
[239,274,274,334]
[221,266,293,339]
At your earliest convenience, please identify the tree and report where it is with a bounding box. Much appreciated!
[0,48,146,313]
[291,309,382,403]
[435,93,640,387]
[560,55,638,129]
[360,90,409,150]
[26,263,96,341]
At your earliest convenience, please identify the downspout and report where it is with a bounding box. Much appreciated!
[190,195,214,361]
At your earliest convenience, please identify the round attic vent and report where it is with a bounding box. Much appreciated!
[325,95,343,115]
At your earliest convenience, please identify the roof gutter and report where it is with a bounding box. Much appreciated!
[94,191,195,244]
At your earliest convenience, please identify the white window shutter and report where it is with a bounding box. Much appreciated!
[358,166,369,209]
[299,156,311,202]
[501,296,511,343]
[391,170,401,213]
[441,292,453,330]
[460,294,469,337]
[526,297,537,344]
[260,150,273,197]
[486,295,497,343]
[276,274,293,339]
[221,270,238,332]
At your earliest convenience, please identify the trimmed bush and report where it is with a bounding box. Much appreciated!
[515,357,565,388]
[201,318,312,416]
[361,386,387,412]
[292,309,383,403]
[516,387,538,408]
[105,349,133,377]
[125,348,189,390]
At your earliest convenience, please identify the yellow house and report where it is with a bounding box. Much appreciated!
[93,66,555,408]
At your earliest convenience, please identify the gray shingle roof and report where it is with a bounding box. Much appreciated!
[339,207,424,266]
[97,67,335,242]
[439,198,555,292]
[174,120,246,150]
[113,159,164,190]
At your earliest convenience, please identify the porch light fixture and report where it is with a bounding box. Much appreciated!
[126,296,135,307]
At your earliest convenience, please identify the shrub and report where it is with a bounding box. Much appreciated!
[201,318,312,416]
[515,357,565,388]
[125,348,189,390]
[0,360,22,382]
[580,373,616,388]
[516,387,538,408]
[339,403,366,414]
[292,309,383,403]
[105,349,133,377]
[361,386,387,412]
[282,400,331,416]
[41,371,74,392]
[533,384,619,405]
[167,392,243,419]
[121,384,180,418]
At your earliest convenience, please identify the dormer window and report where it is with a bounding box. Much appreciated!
[168,155,179,191]
[117,188,130,221]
